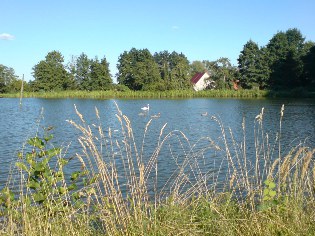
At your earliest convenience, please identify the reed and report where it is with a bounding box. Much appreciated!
[2,88,315,99]
[1,89,269,99]
[0,102,314,235]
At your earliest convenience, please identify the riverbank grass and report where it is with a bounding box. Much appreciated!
[1,89,269,99]
[2,88,315,99]
[0,103,314,235]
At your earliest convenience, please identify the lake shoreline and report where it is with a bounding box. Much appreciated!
[1,89,315,99]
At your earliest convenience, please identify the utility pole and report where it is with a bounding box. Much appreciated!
[19,74,24,106]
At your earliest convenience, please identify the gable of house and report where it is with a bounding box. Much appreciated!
[191,72,205,84]
[191,71,211,91]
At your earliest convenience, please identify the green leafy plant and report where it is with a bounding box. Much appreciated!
[15,127,94,210]
[258,178,278,211]
[0,187,15,209]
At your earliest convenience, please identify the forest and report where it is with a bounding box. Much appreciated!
[1,28,315,93]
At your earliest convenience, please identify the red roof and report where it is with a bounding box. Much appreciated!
[191,72,207,84]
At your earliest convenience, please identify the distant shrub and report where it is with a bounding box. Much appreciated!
[113,84,130,92]
[142,81,167,91]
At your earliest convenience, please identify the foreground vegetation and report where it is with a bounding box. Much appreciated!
[0,103,315,235]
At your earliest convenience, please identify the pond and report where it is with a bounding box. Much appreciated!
[1,97,315,192]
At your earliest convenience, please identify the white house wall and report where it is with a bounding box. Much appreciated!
[193,74,210,91]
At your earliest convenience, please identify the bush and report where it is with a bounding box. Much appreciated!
[142,81,167,91]
[113,83,130,92]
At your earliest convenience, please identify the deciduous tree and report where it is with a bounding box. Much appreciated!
[302,44,315,88]
[32,51,70,91]
[154,50,171,84]
[75,53,91,90]
[117,48,161,90]
[0,64,18,93]
[190,60,206,76]
[266,28,306,89]
[203,58,238,89]
[168,52,191,89]
[90,57,112,90]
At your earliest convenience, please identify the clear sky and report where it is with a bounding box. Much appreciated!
[1,0,315,82]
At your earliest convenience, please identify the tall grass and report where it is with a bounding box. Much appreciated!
[1,89,269,99]
[3,88,315,99]
[0,102,314,235]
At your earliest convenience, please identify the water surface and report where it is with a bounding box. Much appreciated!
[1,98,314,190]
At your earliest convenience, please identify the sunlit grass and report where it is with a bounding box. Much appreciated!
[0,102,314,235]
[1,89,269,99]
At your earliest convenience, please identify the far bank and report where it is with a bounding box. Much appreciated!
[1,89,315,99]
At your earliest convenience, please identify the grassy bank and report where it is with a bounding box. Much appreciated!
[1,89,270,99]
[2,89,315,99]
[0,104,314,235]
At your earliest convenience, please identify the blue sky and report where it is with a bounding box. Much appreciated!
[1,0,315,82]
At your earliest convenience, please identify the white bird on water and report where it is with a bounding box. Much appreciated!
[141,104,150,111]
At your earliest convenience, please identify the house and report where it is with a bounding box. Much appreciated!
[191,71,213,91]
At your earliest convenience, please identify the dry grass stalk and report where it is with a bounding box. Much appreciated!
[2,102,315,235]
[301,148,315,180]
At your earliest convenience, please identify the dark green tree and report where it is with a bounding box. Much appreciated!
[281,49,304,88]
[117,48,161,90]
[266,31,288,63]
[302,45,315,88]
[286,28,305,51]
[154,50,171,83]
[254,47,271,89]
[90,56,112,90]
[0,64,18,93]
[116,50,134,89]
[7,79,31,93]
[66,55,79,90]
[168,51,191,89]
[266,28,306,89]
[32,51,70,91]
[238,40,262,89]
[75,53,91,90]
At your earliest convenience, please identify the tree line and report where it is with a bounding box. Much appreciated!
[238,28,315,90]
[1,28,314,93]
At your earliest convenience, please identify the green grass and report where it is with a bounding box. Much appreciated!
[0,103,314,235]
[2,87,315,99]
[1,89,270,99]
